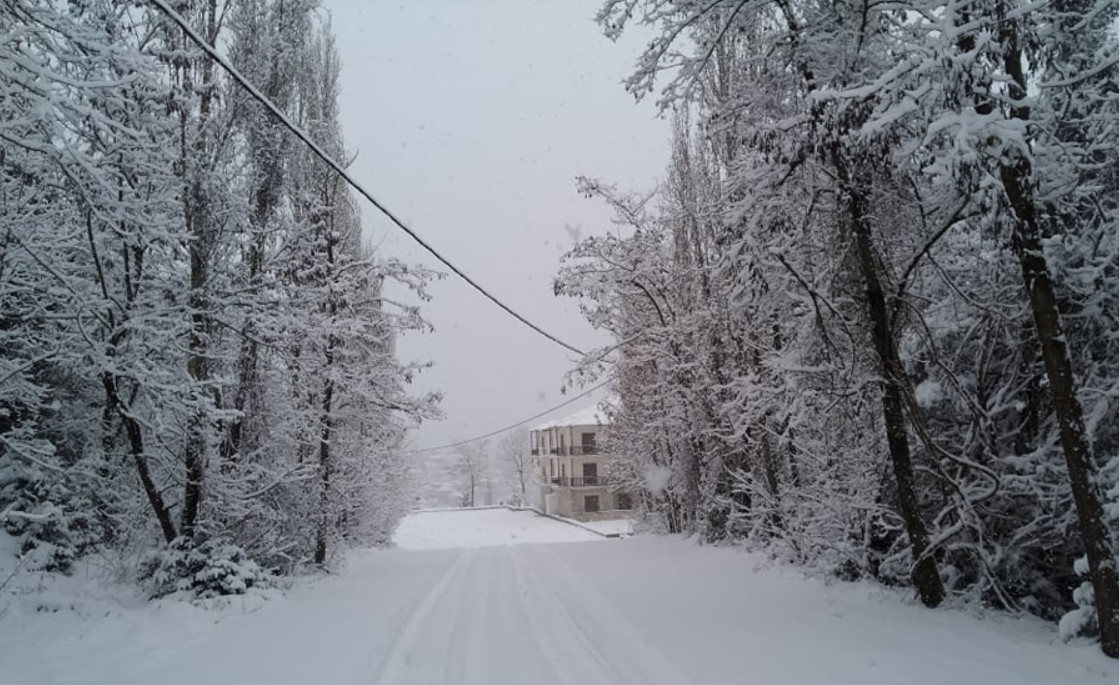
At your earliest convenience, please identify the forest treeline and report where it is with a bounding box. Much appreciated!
[1,0,437,595]
[560,0,1119,655]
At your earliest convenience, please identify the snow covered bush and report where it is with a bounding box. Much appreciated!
[1062,458,1119,639]
[139,539,270,599]
[0,463,104,574]
[1060,558,1100,641]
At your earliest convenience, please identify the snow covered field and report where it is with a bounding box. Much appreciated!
[393,507,606,550]
[1,509,1113,684]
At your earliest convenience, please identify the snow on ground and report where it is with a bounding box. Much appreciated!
[1,509,1114,685]
[576,518,634,536]
[392,507,604,550]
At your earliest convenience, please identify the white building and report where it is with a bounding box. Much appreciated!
[531,406,633,521]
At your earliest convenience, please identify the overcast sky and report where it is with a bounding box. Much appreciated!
[325,0,668,450]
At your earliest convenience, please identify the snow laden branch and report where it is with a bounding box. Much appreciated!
[563,0,1119,657]
[1,0,438,588]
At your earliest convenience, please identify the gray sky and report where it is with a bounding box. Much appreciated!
[325,0,668,450]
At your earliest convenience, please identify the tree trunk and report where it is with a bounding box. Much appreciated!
[224,26,289,465]
[223,223,265,466]
[682,435,702,532]
[313,377,333,566]
[758,428,785,536]
[984,27,1119,655]
[89,202,178,544]
[1000,157,1119,657]
[178,0,220,541]
[102,374,177,543]
[839,157,945,608]
[181,236,206,540]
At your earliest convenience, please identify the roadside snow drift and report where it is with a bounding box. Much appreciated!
[391,507,604,550]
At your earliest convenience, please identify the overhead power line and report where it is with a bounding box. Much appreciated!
[401,380,611,455]
[147,0,586,358]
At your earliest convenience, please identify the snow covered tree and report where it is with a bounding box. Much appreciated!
[498,428,533,505]
[578,0,1119,654]
[455,440,491,508]
[1,0,437,588]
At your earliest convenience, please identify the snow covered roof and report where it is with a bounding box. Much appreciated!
[530,404,609,431]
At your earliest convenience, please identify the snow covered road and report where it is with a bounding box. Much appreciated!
[3,509,1114,684]
[371,544,696,685]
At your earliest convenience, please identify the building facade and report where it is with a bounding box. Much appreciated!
[531,407,633,522]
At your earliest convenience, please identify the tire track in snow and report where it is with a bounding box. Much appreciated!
[369,549,476,685]
[496,548,565,685]
[439,548,496,683]
[507,544,624,685]
[369,542,698,685]
[520,544,701,685]
[371,547,566,685]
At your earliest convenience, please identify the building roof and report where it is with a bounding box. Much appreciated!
[530,404,609,431]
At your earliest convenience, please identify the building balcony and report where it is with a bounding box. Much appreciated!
[543,446,600,457]
[549,476,615,488]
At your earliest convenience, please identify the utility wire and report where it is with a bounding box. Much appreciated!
[401,380,611,455]
[147,0,586,357]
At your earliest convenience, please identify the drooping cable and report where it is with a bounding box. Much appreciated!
[146,0,586,357]
[401,380,610,454]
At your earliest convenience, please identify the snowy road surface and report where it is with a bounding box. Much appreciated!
[3,508,1113,685]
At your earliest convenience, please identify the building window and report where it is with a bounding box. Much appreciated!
[584,495,600,513]
[616,493,633,510]
[582,462,598,486]
[581,432,597,454]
